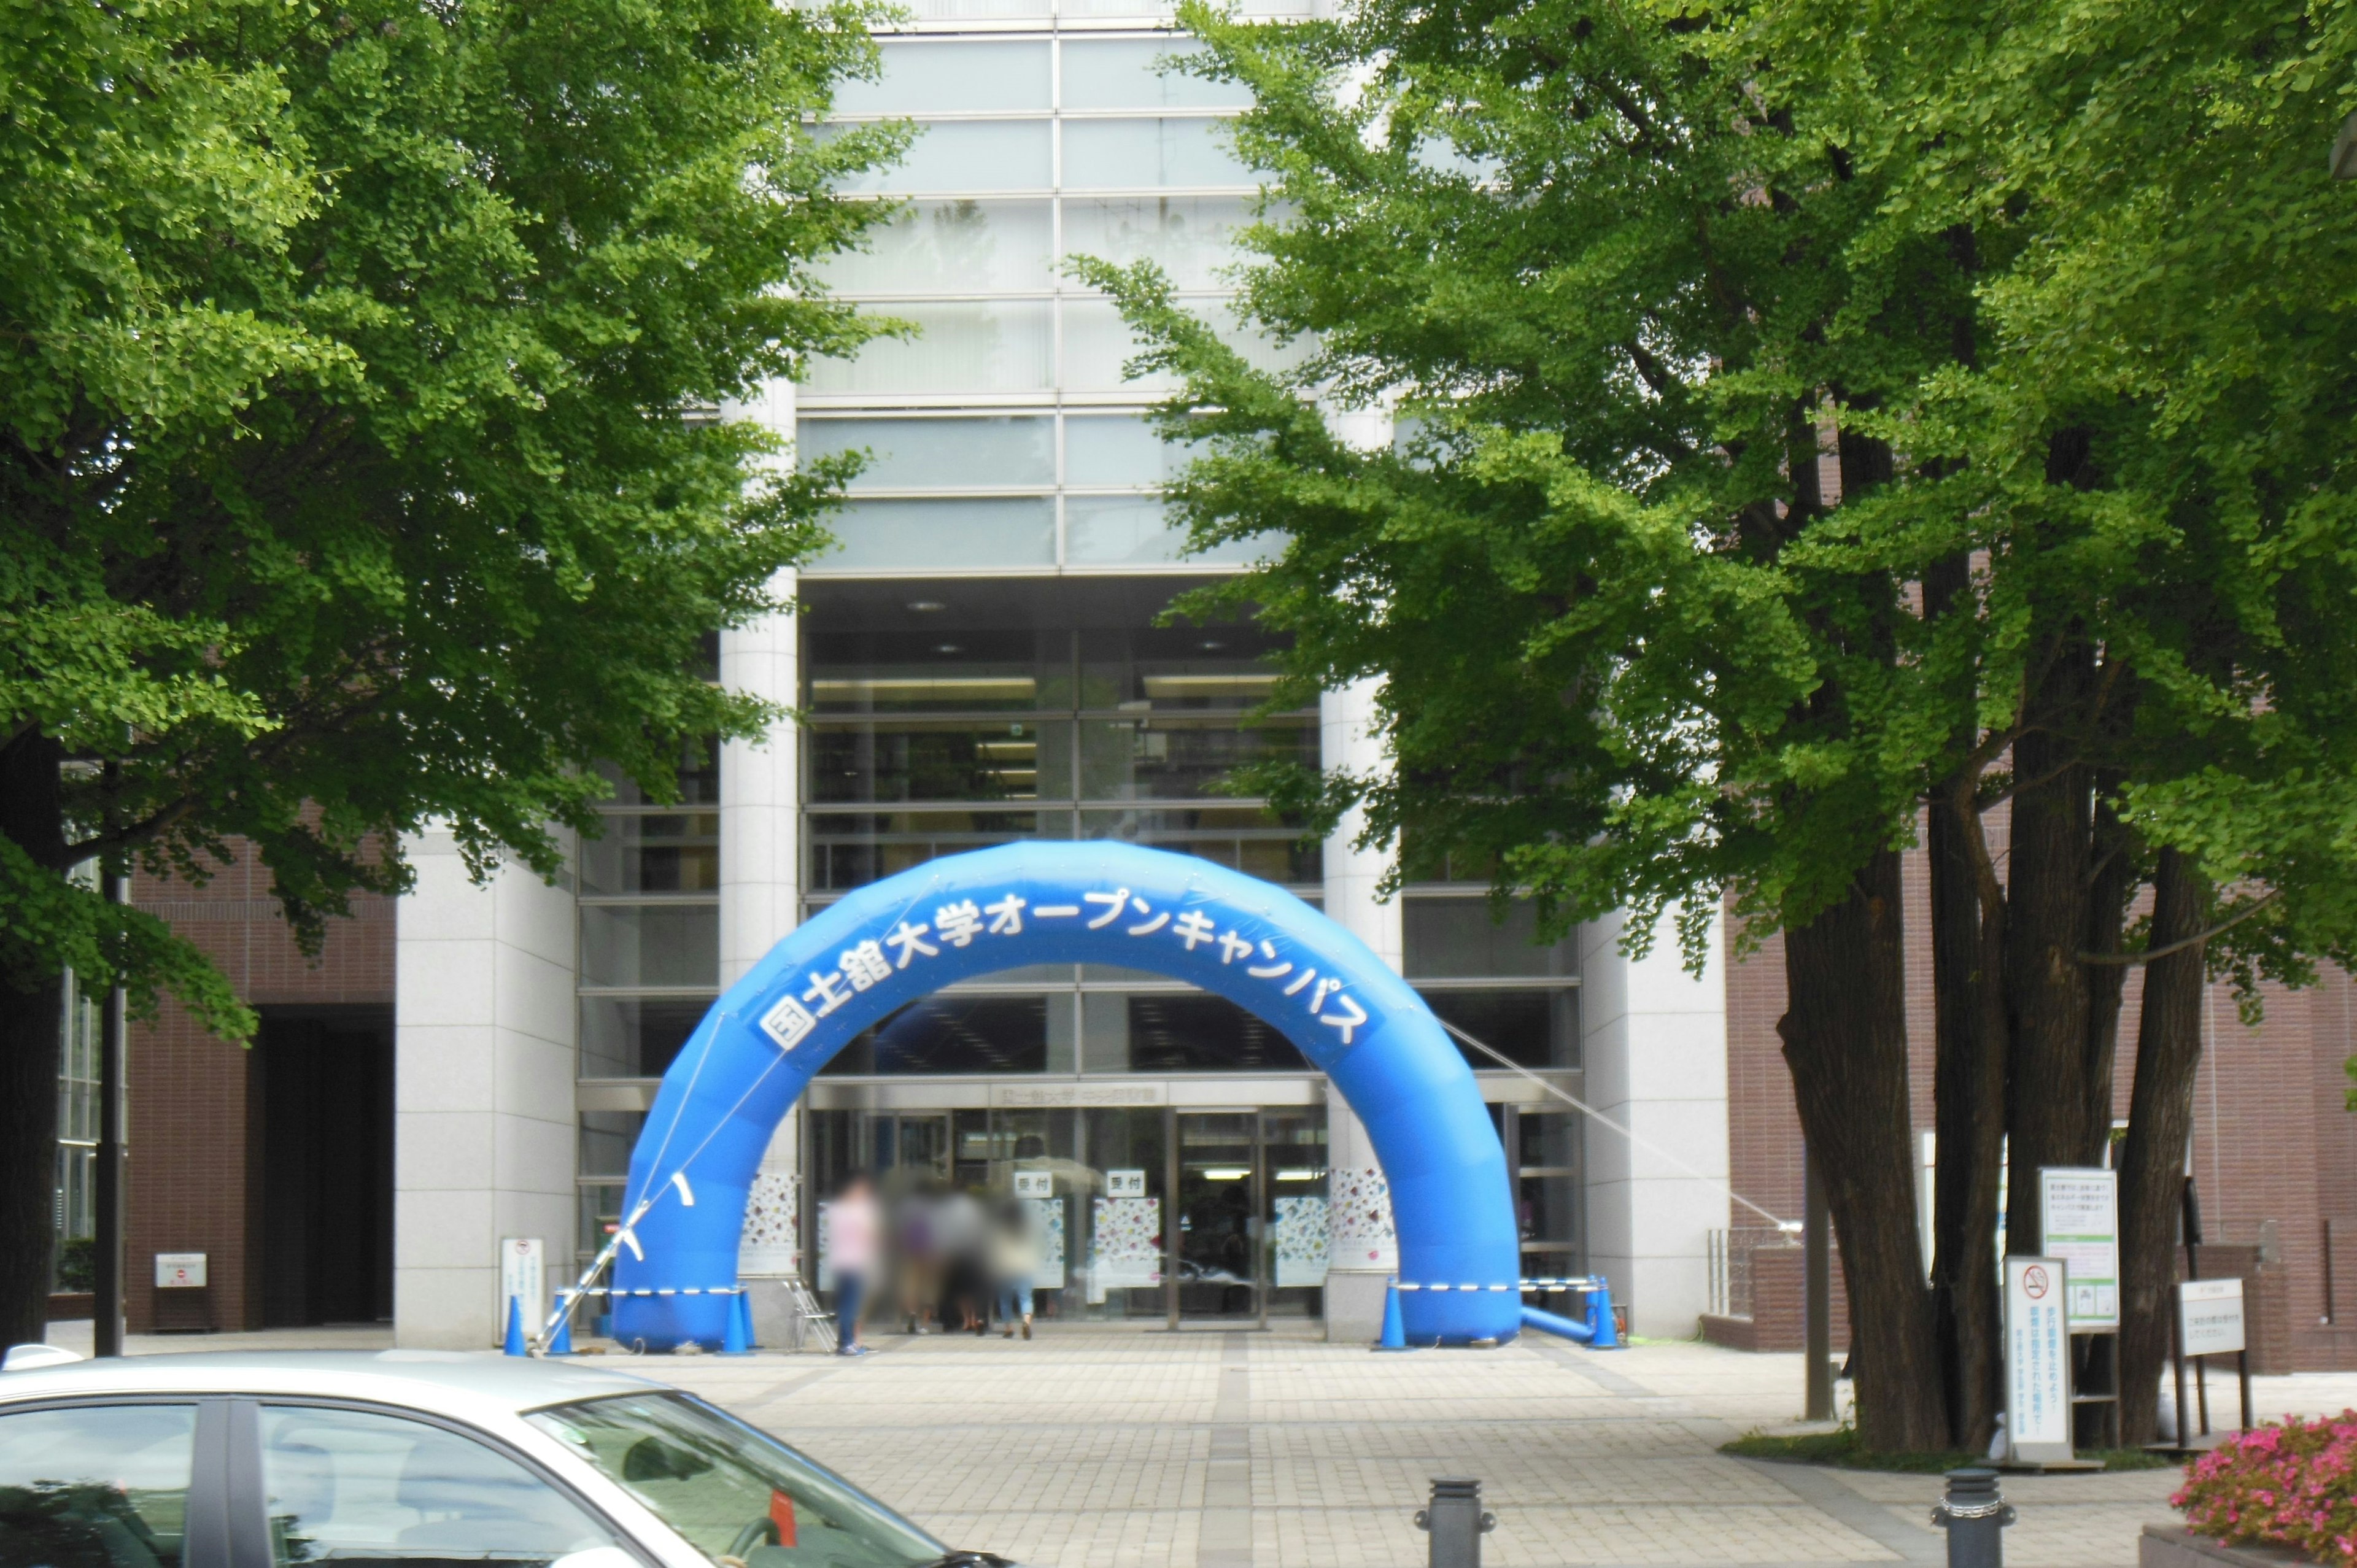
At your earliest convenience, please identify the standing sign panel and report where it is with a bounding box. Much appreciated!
[2005,1255,2075,1463]
[501,1237,546,1331]
[2180,1278,2247,1357]
[2039,1168,2120,1329]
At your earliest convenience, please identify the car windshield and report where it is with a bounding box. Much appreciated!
[527,1393,943,1568]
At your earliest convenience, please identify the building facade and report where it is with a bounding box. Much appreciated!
[75,0,2347,1365]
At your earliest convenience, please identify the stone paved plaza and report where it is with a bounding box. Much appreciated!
[50,1317,2357,1568]
[654,1327,2218,1568]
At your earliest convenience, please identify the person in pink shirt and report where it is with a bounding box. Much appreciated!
[827,1173,880,1356]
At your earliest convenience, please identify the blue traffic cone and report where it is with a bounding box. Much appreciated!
[1588,1281,1624,1350]
[1374,1280,1412,1351]
[548,1294,575,1355]
[721,1289,753,1355]
[502,1296,527,1357]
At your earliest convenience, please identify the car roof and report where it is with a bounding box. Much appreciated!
[0,1351,669,1424]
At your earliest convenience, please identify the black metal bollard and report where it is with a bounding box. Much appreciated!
[1414,1477,1497,1568]
[1929,1469,2016,1568]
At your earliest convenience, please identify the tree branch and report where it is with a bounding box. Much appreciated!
[2079,893,2277,966]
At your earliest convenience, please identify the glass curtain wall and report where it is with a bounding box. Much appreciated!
[576,740,721,1263]
[53,978,99,1290]
[1403,890,1585,1276]
[800,30,1296,573]
[800,578,1320,1078]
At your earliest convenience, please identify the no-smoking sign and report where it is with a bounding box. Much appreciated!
[2023,1265,2050,1299]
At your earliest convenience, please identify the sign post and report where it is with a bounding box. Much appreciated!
[2004,1256,2075,1465]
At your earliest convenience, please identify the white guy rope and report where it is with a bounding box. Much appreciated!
[1438,1018,1793,1229]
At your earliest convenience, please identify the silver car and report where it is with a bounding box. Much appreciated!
[0,1348,995,1568]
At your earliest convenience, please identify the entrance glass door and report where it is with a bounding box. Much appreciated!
[1174,1112,1260,1321]
[873,1113,950,1179]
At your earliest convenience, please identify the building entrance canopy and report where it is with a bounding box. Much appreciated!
[612,841,1519,1346]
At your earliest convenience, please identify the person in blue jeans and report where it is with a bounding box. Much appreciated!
[827,1173,880,1356]
[991,1192,1040,1340]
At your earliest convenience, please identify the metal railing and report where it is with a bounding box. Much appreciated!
[1705,1227,1798,1318]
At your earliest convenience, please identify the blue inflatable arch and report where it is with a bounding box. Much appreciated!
[611,841,1521,1346]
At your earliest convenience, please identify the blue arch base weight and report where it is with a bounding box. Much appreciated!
[611,843,1522,1349]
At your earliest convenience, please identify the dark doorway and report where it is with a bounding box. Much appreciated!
[256,1006,394,1326]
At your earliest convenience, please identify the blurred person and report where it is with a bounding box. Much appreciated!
[992,1192,1040,1340]
[933,1184,991,1335]
[827,1172,880,1357]
[894,1179,944,1334]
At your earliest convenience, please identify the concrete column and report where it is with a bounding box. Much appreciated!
[726,377,807,1335]
[1578,905,1728,1338]
[393,831,578,1347]
[1320,675,1402,1341]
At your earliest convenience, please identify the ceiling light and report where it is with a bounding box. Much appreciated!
[907,599,947,613]
[935,643,962,654]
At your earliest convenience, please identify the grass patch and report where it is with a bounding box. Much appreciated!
[1722,1427,2176,1473]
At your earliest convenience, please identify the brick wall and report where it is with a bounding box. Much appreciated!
[1701,1240,1853,1353]
[124,844,391,1332]
[1720,829,2357,1370]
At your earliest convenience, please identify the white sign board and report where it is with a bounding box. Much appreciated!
[500,1237,546,1327]
[2039,1167,2120,1329]
[154,1253,206,1289]
[2180,1278,2247,1358]
[2005,1255,2075,1462]
[1105,1168,1147,1198]
[1013,1170,1055,1199]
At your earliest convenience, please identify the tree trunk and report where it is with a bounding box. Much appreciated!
[2079,781,2136,1165]
[0,728,67,1353]
[1929,786,2005,1449]
[2005,655,2096,1253]
[1781,847,1949,1451]
[2117,849,2211,1443]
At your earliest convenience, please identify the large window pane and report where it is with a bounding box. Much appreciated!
[1077,623,1295,710]
[1080,806,1320,884]
[579,1111,648,1178]
[819,994,1051,1074]
[579,903,718,989]
[1062,195,1248,289]
[807,809,1061,893]
[834,41,1050,115]
[0,1404,195,1566]
[811,498,1057,573]
[1061,41,1254,110]
[581,996,711,1078]
[814,200,1053,295]
[1065,412,1186,487]
[802,416,1055,491]
[577,813,719,896]
[1418,987,1581,1069]
[830,120,1052,194]
[1403,899,1580,978]
[1062,118,1250,189]
[1079,713,1316,800]
[809,718,1072,803]
[1059,299,1180,392]
[1089,991,1309,1072]
[808,301,1053,395]
[808,627,1067,713]
[1066,495,1190,565]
